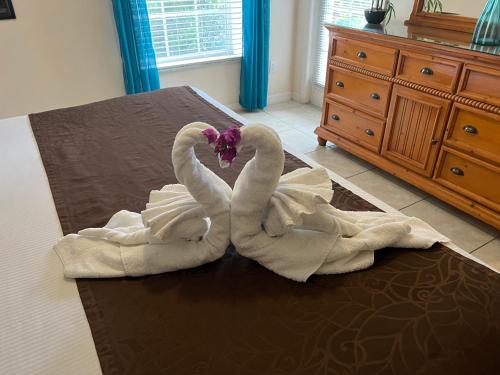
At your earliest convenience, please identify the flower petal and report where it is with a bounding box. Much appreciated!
[202,128,218,145]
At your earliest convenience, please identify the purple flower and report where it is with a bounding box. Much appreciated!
[221,125,241,146]
[202,127,218,145]
[213,125,241,167]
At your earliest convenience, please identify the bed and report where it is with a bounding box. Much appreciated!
[1,87,499,375]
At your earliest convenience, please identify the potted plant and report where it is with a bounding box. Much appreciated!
[365,1,396,25]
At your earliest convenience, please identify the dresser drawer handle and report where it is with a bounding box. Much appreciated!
[463,125,478,134]
[357,51,367,59]
[431,138,439,145]
[420,67,433,75]
[336,81,344,88]
[331,114,340,121]
[450,167,464,176]
[371,93,380,100]
[365,129,374,136]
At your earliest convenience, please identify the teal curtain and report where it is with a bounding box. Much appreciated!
[239,0,270,111]
[472,0,500,46]
[112,0,160,94]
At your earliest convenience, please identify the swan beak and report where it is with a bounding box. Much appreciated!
[218,154,231,169]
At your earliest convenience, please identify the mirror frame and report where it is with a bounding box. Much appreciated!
[405,0,478,34]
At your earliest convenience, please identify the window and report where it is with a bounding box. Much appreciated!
[313,0,371,86]
[146,0,242,68]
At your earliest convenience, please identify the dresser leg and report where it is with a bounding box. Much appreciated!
[317,136,327,146]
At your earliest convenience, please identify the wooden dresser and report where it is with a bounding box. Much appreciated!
[316,20,500,229]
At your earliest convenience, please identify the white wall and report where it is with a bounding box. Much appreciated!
[268,0,297,104]
[0,0,297,119]
[0,0,125,119]
[159,59,241,105]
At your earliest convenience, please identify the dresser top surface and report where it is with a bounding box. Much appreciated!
[326,18,500,57]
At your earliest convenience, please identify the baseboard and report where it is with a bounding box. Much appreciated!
[226,91,292,112]
[267,91,292,104]
[226,102,243,112]
[291,91,310,104]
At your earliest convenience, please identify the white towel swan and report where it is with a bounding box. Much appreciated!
[229,124,447,282]
[54,122,231,278]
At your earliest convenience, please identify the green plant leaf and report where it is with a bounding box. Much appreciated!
[384,2,395,23]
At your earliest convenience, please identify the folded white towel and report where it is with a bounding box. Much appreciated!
[142,184,208,242]
[264,168,334,237]
[54,123,231,278]
[230,124,448,282]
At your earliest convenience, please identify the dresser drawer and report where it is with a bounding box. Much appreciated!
[458,64,500,107]
[323,100,384,153]
[333,37,398,76]
[435,147,500,211]
[326,67,392,118]
[444,103,500,164]
[396,51,462,93]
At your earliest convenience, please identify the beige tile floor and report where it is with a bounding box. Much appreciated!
[237,101,500,271]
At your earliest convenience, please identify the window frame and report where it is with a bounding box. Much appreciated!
[147,0,243,70]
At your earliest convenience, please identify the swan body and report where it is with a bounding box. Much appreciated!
[230,124,446,282]
[54,122,231,278]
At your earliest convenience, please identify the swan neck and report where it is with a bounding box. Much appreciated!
[171,125,230,217]
[242,126,284,175]
[231,125,285,244]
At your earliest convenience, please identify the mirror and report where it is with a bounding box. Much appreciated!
[406,0,486,34]
[421,0,488,18]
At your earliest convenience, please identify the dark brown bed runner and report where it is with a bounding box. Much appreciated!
[30,87,500,375]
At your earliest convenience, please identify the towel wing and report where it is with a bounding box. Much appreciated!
[78,210,152,245]
[141,184,209,242]
[78,184,208,245]
[262,167,418,239]
[263,168,336,236]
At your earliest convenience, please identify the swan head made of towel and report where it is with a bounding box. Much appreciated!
[54,122,233,278]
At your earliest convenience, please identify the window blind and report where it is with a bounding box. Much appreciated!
[313,0,371,86]
[146,0,242,67]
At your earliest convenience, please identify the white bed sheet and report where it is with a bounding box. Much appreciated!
[0,88,494,375]
[0,116,101,375]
